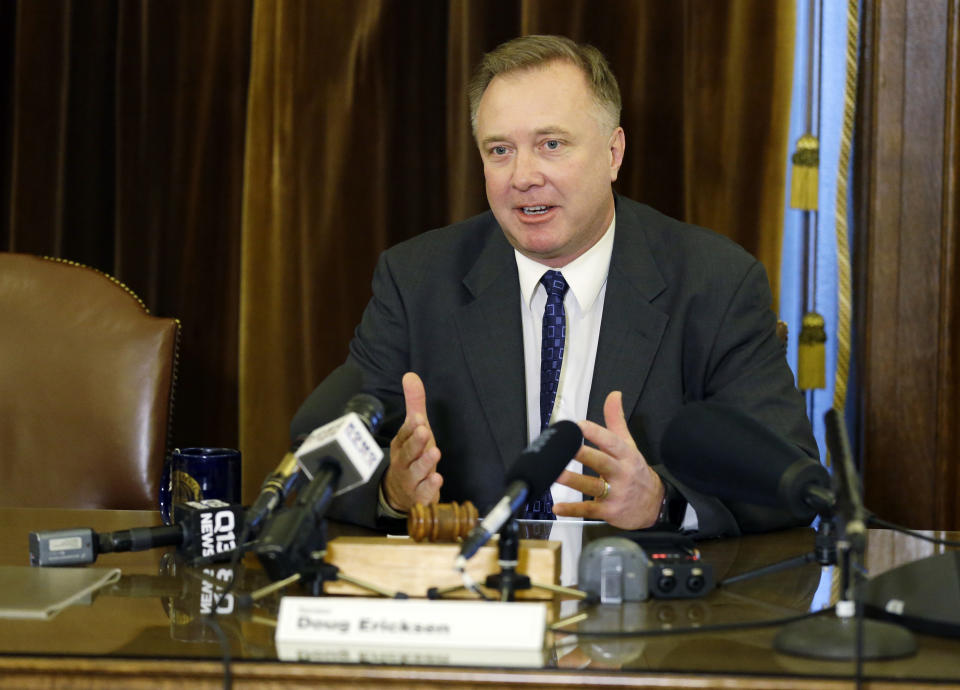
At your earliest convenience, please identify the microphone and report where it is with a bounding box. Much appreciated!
[244,451,300,532]
[30,500,245,567]
[660,401,833,520]
[294,393,385,496]
[824,407,867,552]
[245,394,385,532]
[253,395,386,581]
[456,420,584,565]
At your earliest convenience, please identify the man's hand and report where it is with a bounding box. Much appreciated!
[382,372,443,512]
[552,391,664,529]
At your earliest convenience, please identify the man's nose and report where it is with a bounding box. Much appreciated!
[511,149,544,190]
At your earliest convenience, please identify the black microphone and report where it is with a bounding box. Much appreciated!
[456,420,584,565]
[824,407,867,552]
[30,500,245,567]
[245,451,300,532]
[253,395,386,581]
[660,401,833,520]
[245,394,385,532]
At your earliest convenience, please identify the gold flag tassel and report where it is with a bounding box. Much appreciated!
[790,134,819,211]
[797,312,827,390]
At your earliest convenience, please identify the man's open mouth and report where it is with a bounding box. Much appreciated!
[521,205,551,215]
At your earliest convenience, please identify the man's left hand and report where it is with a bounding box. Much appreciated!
[552,391,664,529]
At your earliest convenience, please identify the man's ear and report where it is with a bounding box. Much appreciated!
[609,127,626,181]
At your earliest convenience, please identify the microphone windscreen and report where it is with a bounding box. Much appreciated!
[507,420,584,497]
[661,402,827,518]
[344,393,385,434]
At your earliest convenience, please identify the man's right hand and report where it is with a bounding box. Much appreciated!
[382,372,443,512]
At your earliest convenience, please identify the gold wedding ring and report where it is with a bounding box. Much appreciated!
[597,479,610,500]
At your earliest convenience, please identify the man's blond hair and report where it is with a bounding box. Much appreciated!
[467,34,621,136]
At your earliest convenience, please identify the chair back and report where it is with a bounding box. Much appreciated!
[0,253,179,509]
[777,320,789,348]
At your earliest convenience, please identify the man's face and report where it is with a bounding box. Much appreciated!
[475,60,625,268]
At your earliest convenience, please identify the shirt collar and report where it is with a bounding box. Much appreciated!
[515,215,615,312]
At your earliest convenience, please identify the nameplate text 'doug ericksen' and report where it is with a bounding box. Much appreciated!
[275,597,546,651]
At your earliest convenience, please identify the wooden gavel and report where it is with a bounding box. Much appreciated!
[407,500,478,542]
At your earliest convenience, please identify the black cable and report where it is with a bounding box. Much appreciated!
[855,576,865,690]
[844,547,866,690]
[552,607,827,639]
[204,520,254,690]
[198,615,232,690]
[867,515,960,547]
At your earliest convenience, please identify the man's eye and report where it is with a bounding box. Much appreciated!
[491,145,508,156]
[544,140,561,150]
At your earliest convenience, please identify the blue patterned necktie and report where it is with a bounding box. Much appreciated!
[521,270,569,520]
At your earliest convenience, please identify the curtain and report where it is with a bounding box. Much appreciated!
[1,0,795,502]
[240,0,796,499]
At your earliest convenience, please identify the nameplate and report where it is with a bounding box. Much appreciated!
[275,597,546,651]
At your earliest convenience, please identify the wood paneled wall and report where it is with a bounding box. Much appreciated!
[858,0,960,528]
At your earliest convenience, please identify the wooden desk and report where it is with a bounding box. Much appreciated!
[0,507,957,689]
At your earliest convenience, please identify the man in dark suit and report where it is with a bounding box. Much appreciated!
[292,35,817,537]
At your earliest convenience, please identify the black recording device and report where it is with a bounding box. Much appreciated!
[578,532,714,602]
[29,499,244,567]
[645,538,713,599]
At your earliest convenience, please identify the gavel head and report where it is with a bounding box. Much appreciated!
[407,501,478,542]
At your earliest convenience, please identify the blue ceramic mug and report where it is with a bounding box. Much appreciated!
[159,448,242,524]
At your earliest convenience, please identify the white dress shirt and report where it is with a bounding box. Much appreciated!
[515,218,614,584]
[515,218,614,501]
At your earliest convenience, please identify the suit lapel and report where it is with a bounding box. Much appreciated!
[588,203,669,425]
[454,229,527,469]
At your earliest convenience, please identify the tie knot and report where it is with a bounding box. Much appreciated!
[540,270,568,299]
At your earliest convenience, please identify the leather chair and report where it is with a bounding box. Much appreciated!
[0,253,179,509]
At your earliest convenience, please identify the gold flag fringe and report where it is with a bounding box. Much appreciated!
[798,311,827,390]
[790,133,820,211]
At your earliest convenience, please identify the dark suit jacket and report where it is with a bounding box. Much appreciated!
[293,196,818,537]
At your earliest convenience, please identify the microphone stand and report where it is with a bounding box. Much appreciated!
[771,410,915,661]
[250,517,408,601]
[717,512,916,662]
[429,519,586,602]
[719,516,837,588]
[772,514,915,660]
[276,521,392,598]
[715,410,916,662]
[486,520,582,601]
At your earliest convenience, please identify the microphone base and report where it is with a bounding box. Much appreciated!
[484,570,531,602]
[300,561,341,597]
[774,612,916,660]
